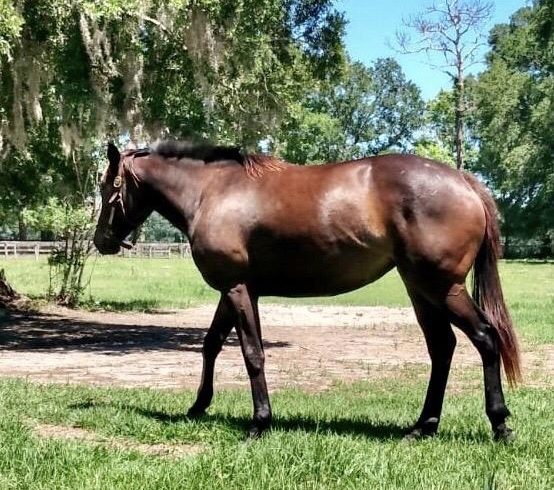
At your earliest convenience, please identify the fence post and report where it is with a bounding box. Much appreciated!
[149,246,153,258]
[2,243,6,258]
[13,242,17,258]
[35,244,40,261]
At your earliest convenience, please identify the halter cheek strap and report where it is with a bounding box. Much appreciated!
[103,152,142,249]
[107,175,123,225]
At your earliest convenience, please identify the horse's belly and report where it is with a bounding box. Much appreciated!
[251,247,394,297]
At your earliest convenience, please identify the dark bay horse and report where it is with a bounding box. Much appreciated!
[94,141,521,440]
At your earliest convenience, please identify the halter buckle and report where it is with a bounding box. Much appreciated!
[113,176,122,188]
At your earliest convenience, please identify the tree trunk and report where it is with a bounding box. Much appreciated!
[18,211,28,240]
[454,76,465,170]
[40,230,55,241]
[0,269,18,299]
[503,232,510,259]
[1,268,20,309]
[0,268,30,310]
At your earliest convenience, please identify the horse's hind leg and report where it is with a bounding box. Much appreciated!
[188,295,234,417]
[405,291,457,439]
[444,285,513,441]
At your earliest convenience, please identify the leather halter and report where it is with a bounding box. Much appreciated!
[103,152,142,248]
[107,175,123,225]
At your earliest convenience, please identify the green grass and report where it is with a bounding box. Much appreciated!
[1,258,552,342]
[0,374,551,489]
[495,262,554,344]
[0,257,219,311]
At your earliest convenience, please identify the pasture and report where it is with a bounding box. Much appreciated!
[0,258,552,489]
[1,257,552,343]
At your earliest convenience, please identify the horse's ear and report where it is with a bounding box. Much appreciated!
[107,141,120,174]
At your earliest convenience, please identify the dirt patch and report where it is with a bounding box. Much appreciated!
[32,422,203,457]
[0,304,551,390]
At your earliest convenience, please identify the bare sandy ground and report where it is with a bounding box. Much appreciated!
[0,304,551,391]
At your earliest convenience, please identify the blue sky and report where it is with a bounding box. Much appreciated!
[338,0,530,99]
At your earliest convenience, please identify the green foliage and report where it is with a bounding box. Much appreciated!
[0,0,347,211]
[273,102,347,164]
[0,0,23,59]
[142,212,186,242]
[474,2,554,243]
[427,89,457,149]
[136,0,346,146]
[0,0,347,150]
[23,198,91,237]
[365,58,425,154]
[22,198,96,306]
[421,82,479,167]
[276,58,425,163]
[413,139,455,166]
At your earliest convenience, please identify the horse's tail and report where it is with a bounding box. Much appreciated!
[463,172,522,386]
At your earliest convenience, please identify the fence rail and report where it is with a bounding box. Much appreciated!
[0,241,191,260]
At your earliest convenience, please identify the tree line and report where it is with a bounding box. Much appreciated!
[0,1,552,253]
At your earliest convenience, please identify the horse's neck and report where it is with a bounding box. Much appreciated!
[137,158,208,239]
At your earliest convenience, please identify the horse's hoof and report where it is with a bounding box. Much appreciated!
[403,428,423,441]
[403,428,433,441]
[246,424,269,440]
[494,424,515,442]
[246,427,261,439]
[187,406,207,419]
[403,420,438,441]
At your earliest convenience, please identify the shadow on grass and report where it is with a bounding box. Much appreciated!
[69,399,408,440]
[0,310,289,354]
[68,400,496,443]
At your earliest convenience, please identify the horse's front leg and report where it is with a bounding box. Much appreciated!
[227,283,271,438]
[188,295,234,417]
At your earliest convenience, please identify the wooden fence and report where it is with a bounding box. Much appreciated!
[0,241,192,260]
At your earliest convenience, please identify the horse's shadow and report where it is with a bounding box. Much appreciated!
[69,400,409,441]
[69,400,493,443]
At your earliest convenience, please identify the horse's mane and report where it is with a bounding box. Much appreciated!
[151,140,242,163]
[144,140,286,178]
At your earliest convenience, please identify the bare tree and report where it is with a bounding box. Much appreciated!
[396,0,493,169]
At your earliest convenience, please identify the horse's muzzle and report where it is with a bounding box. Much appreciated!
[93,228,121,255]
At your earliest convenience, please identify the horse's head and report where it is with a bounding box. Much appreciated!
[93,142,152,255]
